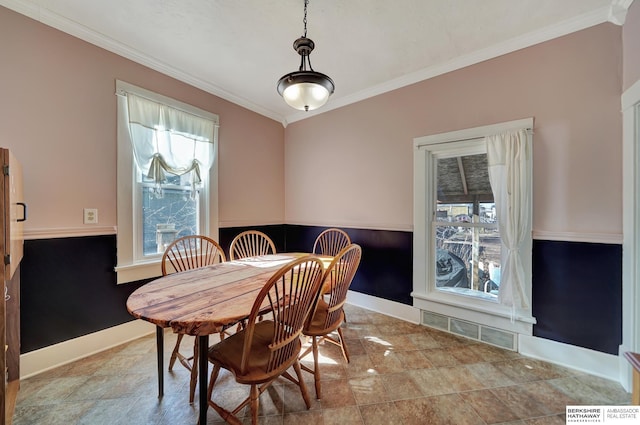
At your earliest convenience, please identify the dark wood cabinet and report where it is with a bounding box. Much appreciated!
[0,149,24,425]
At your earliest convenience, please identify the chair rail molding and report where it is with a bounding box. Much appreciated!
[24,226,117,240]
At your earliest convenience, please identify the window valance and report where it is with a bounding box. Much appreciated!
[123,92,218,187]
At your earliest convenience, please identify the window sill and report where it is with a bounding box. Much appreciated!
[411,290,536,335]
[115,260,162,284]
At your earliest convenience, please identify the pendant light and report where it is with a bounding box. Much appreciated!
[277,0,335,112]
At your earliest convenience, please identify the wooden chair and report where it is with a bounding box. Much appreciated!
[229,230,276,260]
[299,244,362,399]
[624,351,640,405]
[161,234,226,403]
[312,228,351,256]
[206,256,325,425]
[162,234,226,275]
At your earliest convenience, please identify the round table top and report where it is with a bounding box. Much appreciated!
[126,253,332,335]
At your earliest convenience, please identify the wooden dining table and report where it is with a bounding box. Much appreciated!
[126,252,332,424]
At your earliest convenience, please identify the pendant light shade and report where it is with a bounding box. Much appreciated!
[277,1,334,112]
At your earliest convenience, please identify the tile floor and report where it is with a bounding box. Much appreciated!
[13,305,631,424]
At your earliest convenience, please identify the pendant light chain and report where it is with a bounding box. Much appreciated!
[303,0,308,38]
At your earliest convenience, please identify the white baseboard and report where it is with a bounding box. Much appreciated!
[20,320,155,379]
[519,334,622,385]
[618,343,634,392]
[20,294,417,379]
[19,297,627,392]
[346,294,625,388]
[346,290,421,324]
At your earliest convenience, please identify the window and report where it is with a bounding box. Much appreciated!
[115,80,219,284]
[413,118,535,334]
[434,151,500,300]
[139,173,200,256]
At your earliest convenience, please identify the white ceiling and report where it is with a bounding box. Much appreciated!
[1,0,632,125]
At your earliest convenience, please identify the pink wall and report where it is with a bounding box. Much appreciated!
[623,0,640,91]
[0,5,627,240]
[285,23,623,238]
[0,7,284,233]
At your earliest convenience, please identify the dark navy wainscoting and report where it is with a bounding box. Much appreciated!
[532,239,622,355]
[20,235,148,353]
[284,225,413,305]
[19,228,622,357]
[221,225,413,304]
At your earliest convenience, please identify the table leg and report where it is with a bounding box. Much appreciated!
[198,335,209,424]
[156,326,164,398]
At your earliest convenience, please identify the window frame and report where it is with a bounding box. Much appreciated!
[115,80,219,284]
[412,118,535,335]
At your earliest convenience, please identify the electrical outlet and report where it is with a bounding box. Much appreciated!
[84,208,98,224]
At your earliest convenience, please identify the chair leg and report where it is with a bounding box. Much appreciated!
[189,338,199,403]
[207,363,244,425]
[311,336,321,399]
[250,384,259,425]
[293,360,312,409]
[168,333,184,371]
[337,327,350,363]
[207,363,220,400]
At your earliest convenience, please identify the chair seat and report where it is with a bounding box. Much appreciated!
[303,299,344,337]
[209,320,301,384]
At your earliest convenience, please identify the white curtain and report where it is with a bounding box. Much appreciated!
[486,129,531,311]
[124,93,216,188]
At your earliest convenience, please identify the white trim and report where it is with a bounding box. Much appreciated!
[621,77,640,392]
[115,80,219,124]
[619,343,635,392]
[413,292,535,335]
[20,320,155,379]
[115,80,219,284]
[347,291,619,382]
[346,290,421,324]
[622,78,640,110]
[284,220,413,233]
[19,294,625,388]
[532,230,623,245]
[18,226,625,244]
[413,118,534,334]
[218,219,285,228]
[23,226,116,240]
[608,0,634,25]
[0,0,281,123]
[519,334,622,384]
[18,295,416,379]
[414,118,533,147]
[115,260,162,284]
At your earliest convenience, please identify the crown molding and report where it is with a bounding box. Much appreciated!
[608,0,635,25]
[0,0,285,123]
[284,5,619,124]
[2,0,630,127]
